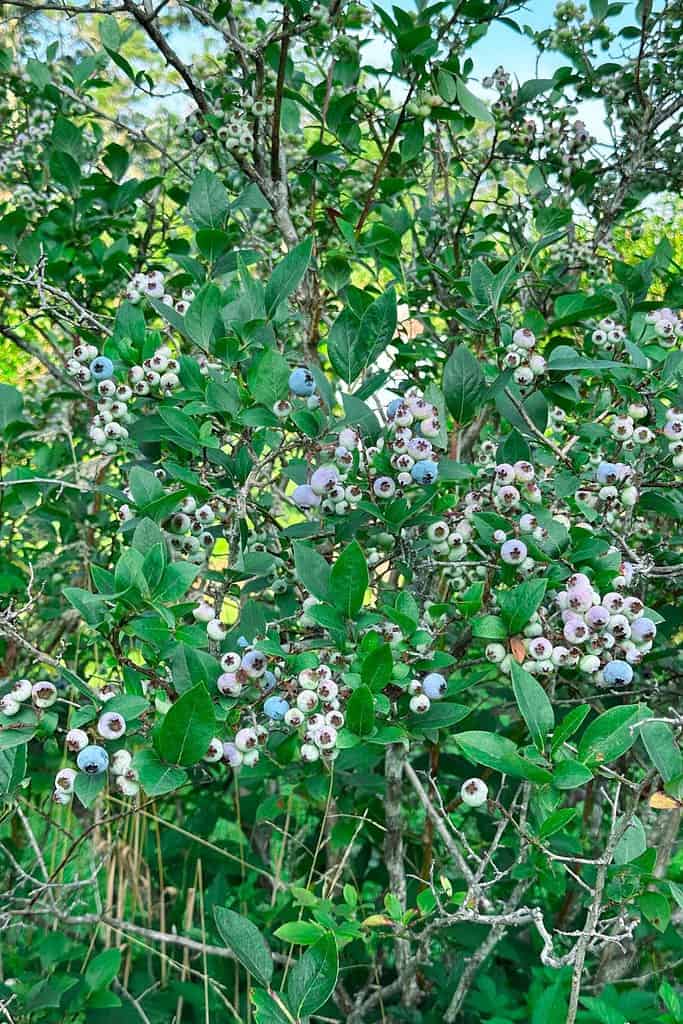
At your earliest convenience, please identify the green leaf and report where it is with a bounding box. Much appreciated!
[114,548,147,596]
[251,989,294,1024]
[273,922,325,945]
[248,348,291,407]
[185,284,222,349]
[134,749,188,796]
[538,808,576,840]
[407,703,470,731]
[639,719,683,782]
[639,891,671,933]
[613,815,647,865]
[265,237,313,318]
[456,77,494,123]
[341,394,381,443]
[129,467,164,507]
[154,562,199,603]
[0,384,23,428]
[171,644,221,694]
[361,644,393,691]
[359,287,397,367]
[346,685,375,736]
[188,168,230,229]
[578,705,645,767]
[287,933,338,1016]
[214,906,273,987]
[74,771,106,809]
[142,542,167,592]
[470,260,494,305]
[547,345,621,372]
[49,150,81,193]
[471,615,507,640]
[293,542,331,602]
[0,744,26,795]
[443,345,486,425]
[63,587,108,627]
[330,541,367,618]
[326,308,363,383]
[157,684,216,766]
[551,705,591,754]
[497,579,547,635]
[86,949,121,991]
[552,759,593,790]
[510,661,554,752]
[455,730,552,783]
[0,707,38,750]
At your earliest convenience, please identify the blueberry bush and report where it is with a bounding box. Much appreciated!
[1,1,682,1021]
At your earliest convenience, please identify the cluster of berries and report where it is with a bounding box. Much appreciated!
[502,327,546,388]
[292,389,442,512]
[204,645,347,767]
[64,344,130,453]
[273,367,323,419]
[124,269,195,317]
[0,677,58,717]
[120,490,219,561]
[426,515,489,595]
[55,722,139,804]
[128,344,182,397]
[645,308,683,347]
[591,316,627,349]
[157,496,218,565]
[406,671,448,714]
[486,570,657,685]
[664,408,683,468]
[573,460,640,517]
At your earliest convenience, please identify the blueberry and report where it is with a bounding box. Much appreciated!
[596,462,619,485]
[422,672,447,699]
[386,397,402,419]
[76,744,110,774]
[89,356,114,381]
[289,367,316,397]
[602,660,634,686]
[237,635,250,648]
[264,695,289,720]
[500,539,527,565]
[411,459,439,485]
[262,670,277,692]
[192,129,206,144]
[293,484,321,508]
[241,649,267,677]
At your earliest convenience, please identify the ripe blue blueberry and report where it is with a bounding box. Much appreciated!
[262,670,277,692]
[602,660,634,686]
[289,367,316,397]
[386,397,403,419]
[263,695,289,720]
[411,459,439,485]
[76,744,110,774]
[422,672,447,699]
[596,462,619,485]
[89,356,114,381]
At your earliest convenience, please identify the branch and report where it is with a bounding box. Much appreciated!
[271,5,290,181]
[122,0,208,112]
[403,760,482,898]
[384,744,421,1008]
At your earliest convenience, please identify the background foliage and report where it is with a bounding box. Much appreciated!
[1,0,682,1022]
